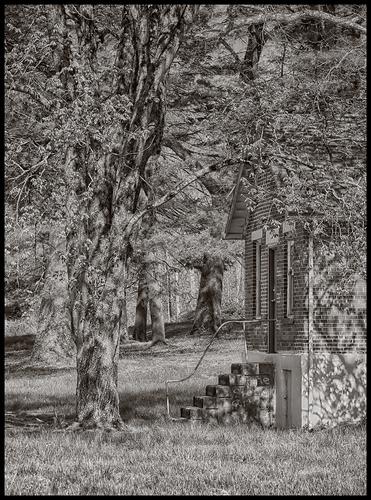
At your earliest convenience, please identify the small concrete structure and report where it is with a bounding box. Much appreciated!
[247,351,366,429]
[224,164,366,429]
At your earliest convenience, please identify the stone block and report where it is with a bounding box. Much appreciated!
[258,409,272,427]
[180,406,203,420]
[253,387,272,400]
[256,374,274,386]
[231,363,259,375]
[244,400,259,418]
[205,385,216,397]
[216,397,232,414]
[193,395,217,409]
[258,363,275,377]
[215,385,232,397]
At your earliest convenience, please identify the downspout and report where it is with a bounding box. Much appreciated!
[307,235,314,429]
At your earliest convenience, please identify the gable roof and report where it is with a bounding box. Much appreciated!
[223,163,249,240]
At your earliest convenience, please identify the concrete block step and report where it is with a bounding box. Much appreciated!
[181,402,274,426]
[193,395,217,409]
[258,363,275,376]
[219,373,259,386]
[206,385,232,398]
[230,362,274,377]
[180,406,203,420]
[231,363,259,375]
[218,373,274,389]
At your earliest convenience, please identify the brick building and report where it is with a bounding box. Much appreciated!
[224,163,366,429]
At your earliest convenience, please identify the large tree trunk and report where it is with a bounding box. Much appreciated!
[133,268,148,342]
[190,254,224,335]
[75,326,122,429]
[49,4,196,430]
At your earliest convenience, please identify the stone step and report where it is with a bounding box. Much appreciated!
[193,395,217,409]
[219,373,258,386]
[230,362,274,376]
[180,406,221,423]
[180,406,203,420]
[219,373,274,388]
[205,385,232,398]
[181,399,274,427]
[258,363,275,376]
[231,362,259,375]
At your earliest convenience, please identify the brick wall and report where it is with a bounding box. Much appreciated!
[244,171,310,353]
[312,244,367,353]
[243,169,366,355]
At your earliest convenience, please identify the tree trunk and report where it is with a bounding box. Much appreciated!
[118,287,129,342]
[174,270,180,322]
[31,242,75,366]
[145,253,167,345]
[75,328,122,430]
[240,23,264,83]
[190,254,224,335]
[31,295,75,366]
[133,268,148,342]
[166,257,173,322]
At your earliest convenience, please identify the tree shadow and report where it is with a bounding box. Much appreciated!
[307,257,367,427]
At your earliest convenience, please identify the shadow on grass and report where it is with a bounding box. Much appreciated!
[119,386,194,422]
[6,363,76,379]
[5,384,195,430]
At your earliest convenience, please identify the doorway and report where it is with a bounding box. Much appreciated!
[283,369,292,428]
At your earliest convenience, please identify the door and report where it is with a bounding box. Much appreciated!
[268,248,277,353]
[283,369,292,428]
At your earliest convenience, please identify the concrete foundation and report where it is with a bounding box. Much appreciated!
[246,350,366,429]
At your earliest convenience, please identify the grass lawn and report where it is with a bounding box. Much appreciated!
[5,333,367,495]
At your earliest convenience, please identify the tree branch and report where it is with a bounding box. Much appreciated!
[7,84,52,109]
[218,37,241,64]
[123,157,235,238]
[224,10,366,36]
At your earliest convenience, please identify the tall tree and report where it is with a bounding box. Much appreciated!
[6,4,198,430]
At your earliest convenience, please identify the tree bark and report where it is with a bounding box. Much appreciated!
[31,238,75,366]
[240,23,264,83]
[145,252,167,345]
[133,268,148,342]
[118,287,129,342]
[190,254,224,335]
[75,329,122,429]
[174,270,180,322]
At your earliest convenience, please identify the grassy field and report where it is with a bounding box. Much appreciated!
[5,332,367,495]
